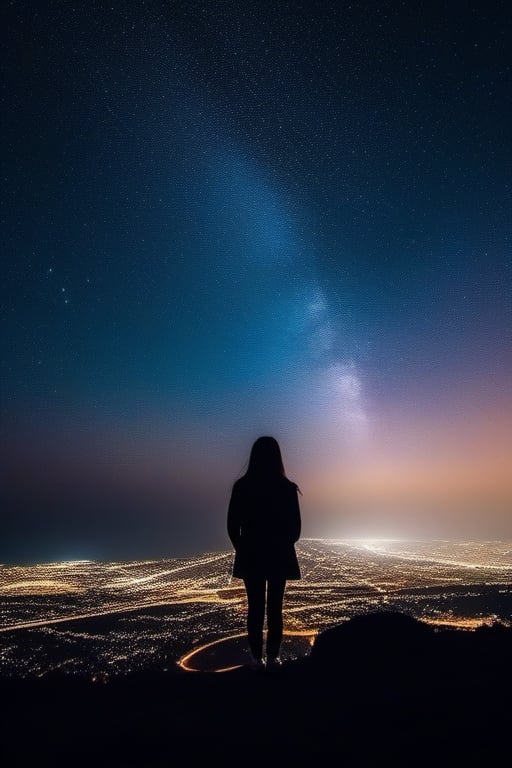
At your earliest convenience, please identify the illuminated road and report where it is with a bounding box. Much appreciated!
[0,597,220,634]
[178,630,317,673]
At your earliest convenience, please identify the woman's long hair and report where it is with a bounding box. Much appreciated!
[237,435,302,493]
[245,436,285,478]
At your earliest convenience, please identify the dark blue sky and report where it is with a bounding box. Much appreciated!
[2,1,511,563]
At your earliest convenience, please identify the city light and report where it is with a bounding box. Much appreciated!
[0,539,510,678]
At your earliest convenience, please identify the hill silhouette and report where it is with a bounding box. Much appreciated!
[1,612,510,767]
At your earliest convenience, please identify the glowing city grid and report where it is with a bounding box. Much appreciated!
[1,539,511,678]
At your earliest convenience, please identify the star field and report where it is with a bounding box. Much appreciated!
[1,1,511,563]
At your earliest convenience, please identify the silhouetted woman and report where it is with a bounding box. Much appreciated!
[227,436,301,668]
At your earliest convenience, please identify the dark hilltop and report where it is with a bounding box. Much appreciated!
[1,612,510,767]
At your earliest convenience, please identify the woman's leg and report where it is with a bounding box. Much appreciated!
[266,577,286,660]
[243,577,266,660]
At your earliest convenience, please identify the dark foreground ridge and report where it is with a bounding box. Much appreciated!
[1,612,510,767]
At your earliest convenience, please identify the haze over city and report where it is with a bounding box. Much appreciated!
[2,1,511,564]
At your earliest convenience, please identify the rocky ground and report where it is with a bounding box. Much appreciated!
[1,612,510,767]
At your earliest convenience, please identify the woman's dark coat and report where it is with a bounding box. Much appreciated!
[227,474,301,580]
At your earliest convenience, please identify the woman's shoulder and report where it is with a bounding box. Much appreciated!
[284,477,301,494]
[232,475,301,494]
[232,475,251,494]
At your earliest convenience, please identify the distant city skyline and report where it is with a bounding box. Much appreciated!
[2,1,511,563]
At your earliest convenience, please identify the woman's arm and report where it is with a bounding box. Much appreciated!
[227,482,242,549]
[289,483,301,543]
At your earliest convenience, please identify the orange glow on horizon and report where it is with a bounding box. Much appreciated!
[298,399,512,515]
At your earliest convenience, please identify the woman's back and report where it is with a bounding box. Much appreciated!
[231,474,300,542]
[228,472,301,580]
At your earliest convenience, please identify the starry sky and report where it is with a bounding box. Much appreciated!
[2,0,511,564]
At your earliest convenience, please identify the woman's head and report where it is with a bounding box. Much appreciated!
[246,436,285,478]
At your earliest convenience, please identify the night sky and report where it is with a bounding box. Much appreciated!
[2,1,511,564]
